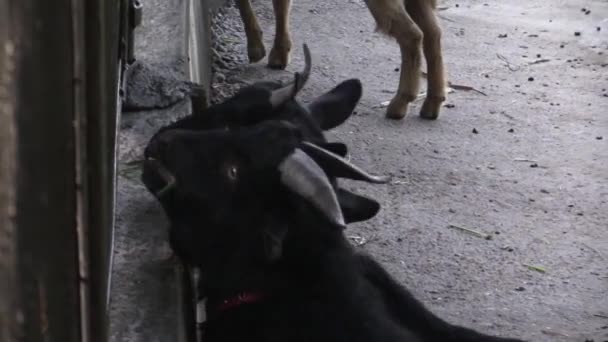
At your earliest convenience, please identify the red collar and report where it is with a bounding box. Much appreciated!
[214,291,267,313]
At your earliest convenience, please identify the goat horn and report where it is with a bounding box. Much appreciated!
[269,43,312,108]
[300,142,389,184]
[279,148,345,228]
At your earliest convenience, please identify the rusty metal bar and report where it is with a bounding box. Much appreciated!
[83,0,123,340]
[11,0,82,341]
[1,0,127,341]
[0,0,19,339]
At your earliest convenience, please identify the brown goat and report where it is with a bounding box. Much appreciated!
[235,0,446,120]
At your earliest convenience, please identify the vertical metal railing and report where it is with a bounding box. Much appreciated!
[0,0,130,341]
[0,1,19,341]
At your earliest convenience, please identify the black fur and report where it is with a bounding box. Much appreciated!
[142,121,525,342]
[141,77,525,342]
[142,78,380,264]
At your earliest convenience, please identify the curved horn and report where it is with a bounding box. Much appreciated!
[269,44,312,108]
[316,142,348,157]
[279,148,345,228]
[300,142,389,184]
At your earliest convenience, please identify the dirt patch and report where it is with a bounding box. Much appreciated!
[208,1,608,341]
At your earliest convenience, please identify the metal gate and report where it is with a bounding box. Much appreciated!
[0,0,138,341]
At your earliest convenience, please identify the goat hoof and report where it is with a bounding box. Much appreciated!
[419,111,439,120]
[248,45,266,63]
[419,98,442,120]
[268,48,290,70]
[385,101,408,120]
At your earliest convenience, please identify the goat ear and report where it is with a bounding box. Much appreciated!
[308,79,362,130]
[263,224,288,262]
[337,188,381,223]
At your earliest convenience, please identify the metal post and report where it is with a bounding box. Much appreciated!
[0,1,20,340]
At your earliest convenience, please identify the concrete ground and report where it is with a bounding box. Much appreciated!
[110,0,608,341]
[110,0,192,341]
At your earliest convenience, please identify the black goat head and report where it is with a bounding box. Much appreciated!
[143,44,381,225]
[142,121,388,266]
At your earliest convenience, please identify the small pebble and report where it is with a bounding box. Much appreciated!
[597,136,603,140]
[394,67,400,72]
[455,3,459,7]
[498,33,508,38]
[396,237,403,242]
[581,7,586,11]
[508,128,515,133]
[574,31,581,36]
[536,54,541,58]
[585,10,591,15]
[444,103,455,108]
[449,208,456,213]
[515,287,526,292]
[597,27,601,32]
[530,163,539,168]
[540,189,550,194]
[577,212,584,216]
[560,44,565,48]
[528,76,535,81]
[472,128,479,134]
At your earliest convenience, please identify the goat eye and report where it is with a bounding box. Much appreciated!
[227,165,238,181]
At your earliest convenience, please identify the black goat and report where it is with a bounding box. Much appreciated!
[141,44,525,342]
[142,119,525,342]
[143,45,383,265]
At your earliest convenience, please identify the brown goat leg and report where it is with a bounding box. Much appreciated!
[236,0,266,63]
[367,0,423,119]
[407,1,446,120]
[268,0,293,69]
